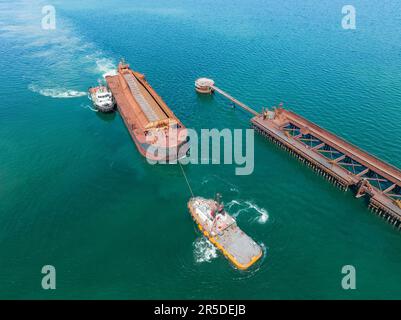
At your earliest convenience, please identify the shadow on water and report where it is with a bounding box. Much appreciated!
[195,92,215,103]
[96,110,117,122]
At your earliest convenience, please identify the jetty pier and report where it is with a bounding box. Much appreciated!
[194,78,401,228]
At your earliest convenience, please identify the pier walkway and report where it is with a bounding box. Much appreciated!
[210,86,259,117]
[251,109,401,226]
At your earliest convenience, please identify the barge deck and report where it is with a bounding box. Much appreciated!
[106,61,188,162]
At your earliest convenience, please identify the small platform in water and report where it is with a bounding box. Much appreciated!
[188,196,262,270]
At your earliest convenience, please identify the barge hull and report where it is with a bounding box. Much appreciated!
[106,62,188,162]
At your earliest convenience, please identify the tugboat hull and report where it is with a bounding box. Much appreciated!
[94,102,115,113]
[89,86,115,113]
[188,197,262,270]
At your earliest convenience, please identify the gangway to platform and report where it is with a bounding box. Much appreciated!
[210,85,260,117]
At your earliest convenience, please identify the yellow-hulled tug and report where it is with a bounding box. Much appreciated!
[188,194,262,270]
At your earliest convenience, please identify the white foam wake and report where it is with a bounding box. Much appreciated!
[246,201,269,224]
[193,237,217,263]
[28,84,86,99]
[81,104,98,112]
[1,0,116,98]
[226,199,269,224]
[95,57,117,78]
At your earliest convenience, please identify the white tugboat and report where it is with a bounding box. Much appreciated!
[88,85,115,112]
[188,194,263,270]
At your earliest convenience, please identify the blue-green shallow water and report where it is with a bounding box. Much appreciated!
[1,0,401,299]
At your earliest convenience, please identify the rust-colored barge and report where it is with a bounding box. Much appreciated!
[195,79,401,228]
[106,61,188,162]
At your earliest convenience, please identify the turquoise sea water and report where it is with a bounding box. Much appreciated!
[1,0,401,299]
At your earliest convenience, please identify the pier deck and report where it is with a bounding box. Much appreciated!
[251,109,401,226]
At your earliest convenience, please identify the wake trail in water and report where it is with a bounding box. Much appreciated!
[226,199,269,224]
[95,57,118,78]
[81,104,98,112]
[0,0,116,99]
[28,84,86,99]
[193,237,217,263]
